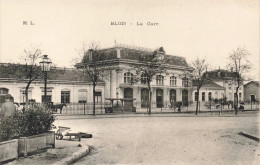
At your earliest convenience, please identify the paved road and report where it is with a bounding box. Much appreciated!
[54,113,260,165]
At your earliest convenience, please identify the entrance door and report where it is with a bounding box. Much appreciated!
[124,88,133,109]
[182,90,188,106]
[251,95,256,103]
[170,89,176,103]
[156,89,163,108]
[141,88,149,108]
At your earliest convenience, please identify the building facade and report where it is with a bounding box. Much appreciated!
[0,64,105,105]
[206,69,244,102]
[80,44,194,109]
[192,81,225,102]
[244,81,259,103]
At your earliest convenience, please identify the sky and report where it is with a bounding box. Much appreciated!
[0,0,259,80]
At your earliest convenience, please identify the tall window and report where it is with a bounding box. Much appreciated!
[42,89,52,103]
[195,92,198,101]
[182,78,189,87]
[78,89,87,103]
[170,76,177,86]
[61,91,70,103]
[156,75,164,85]
[124,72,133,84]
[239,93,241,102]
[208,92,212,101]
[215,91,218,99]
[0,88,9,104]
[202,92,205,101]
[141,73,147,84]
[95,92,102,103]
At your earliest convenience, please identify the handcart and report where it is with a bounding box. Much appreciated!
[55,126,92,141]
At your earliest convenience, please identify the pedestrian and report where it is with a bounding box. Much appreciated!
[0,94,17,118]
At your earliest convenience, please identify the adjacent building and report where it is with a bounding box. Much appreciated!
[0,64,105,105]
[244,81,259,103]
[205,69,244,102]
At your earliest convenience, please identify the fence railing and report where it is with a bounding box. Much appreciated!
[16,100,259,115]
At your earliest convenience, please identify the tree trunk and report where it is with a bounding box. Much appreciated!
[234,86,239,115]
[148,83,152,115]
[93,83,96,116]
[25,81,32,110]
[195,89,200,115]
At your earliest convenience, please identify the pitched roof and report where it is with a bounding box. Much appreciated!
[205,69,237,80]
[0,63,95,83]
[244,81,259,87]
[192,80,224,89]
[84,46,189,67]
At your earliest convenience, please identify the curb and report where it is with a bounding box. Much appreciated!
[52,145,90,165]
[238,132,260,142]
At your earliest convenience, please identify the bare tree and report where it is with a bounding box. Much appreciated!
[2,47,43,104]
[133,48,166,115]
[76,42,111,116]
[227,47,251,115]
[192,57,209,115]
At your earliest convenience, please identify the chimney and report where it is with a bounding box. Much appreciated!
[88,49,93,62]
[116,48,121,58]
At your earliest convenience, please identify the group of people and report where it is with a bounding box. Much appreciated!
[0,94,18,118]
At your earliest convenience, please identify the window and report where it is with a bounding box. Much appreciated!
[156,75,164,85]
[141,74,147,84]
[208,92,212,101]
[170,76,177,86]
[182,78,189,87]
[215,91,218,99]
[41,88,52,103]
[202,92,205,101]
[228,92,232,100]
[78,89,87,103]
[124,72,133,84]
[0,88,8,94]
[239,93,241,102]
[61,91,70,103]
[195,92,198,101]
[0,88,9,104]
[95,92,102,103]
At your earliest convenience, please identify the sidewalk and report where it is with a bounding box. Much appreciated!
[6,139,89,165]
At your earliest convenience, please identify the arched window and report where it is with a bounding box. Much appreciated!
[182,78,189,87]
[170,76,177,86]
[141,73,147,84]
[208,92,212,101]
[202,92,205,101]
[195,92,198,101]
[156,75,164,85]
[124,72,133,84]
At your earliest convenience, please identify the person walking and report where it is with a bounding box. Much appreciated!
[0,94,17,118]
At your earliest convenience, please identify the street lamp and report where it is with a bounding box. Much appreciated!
[39,55,52,104]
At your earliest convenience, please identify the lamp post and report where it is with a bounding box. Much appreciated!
[40,55,52,104]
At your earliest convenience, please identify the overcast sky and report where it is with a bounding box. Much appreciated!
[0,0,259,80]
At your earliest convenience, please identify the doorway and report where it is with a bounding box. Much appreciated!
[156,89,163,108]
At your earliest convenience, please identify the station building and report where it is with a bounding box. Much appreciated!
[78,44,194,109]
